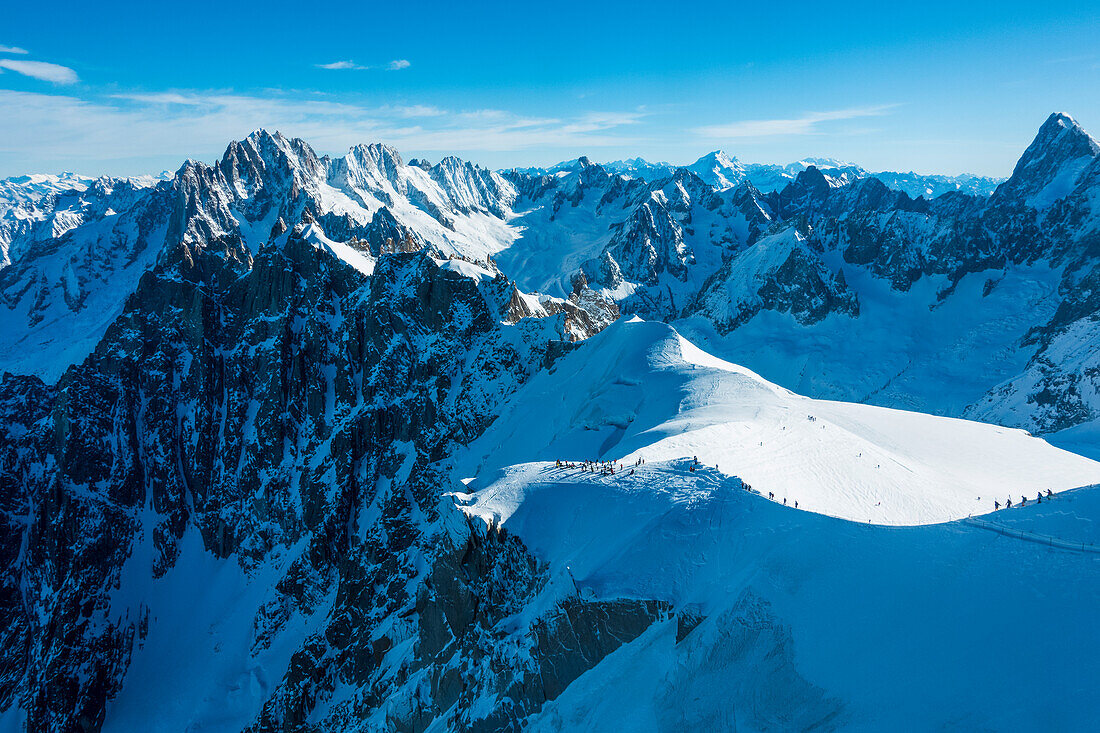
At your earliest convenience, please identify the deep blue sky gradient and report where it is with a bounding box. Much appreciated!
[1,0,1098,175]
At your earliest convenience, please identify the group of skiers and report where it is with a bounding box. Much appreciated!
[554,458,641,476]
[992,489,1053,511]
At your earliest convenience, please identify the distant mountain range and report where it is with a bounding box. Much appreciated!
[511,149,1004,198]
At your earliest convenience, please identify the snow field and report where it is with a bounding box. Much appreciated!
[459,317,1100,525]
[457,460,1100,731]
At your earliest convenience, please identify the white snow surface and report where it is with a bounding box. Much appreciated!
[456,462,1100,731]
[1027,154,1095,210]
[679,258,1068,429]
[458,317,1100,525]
[433,256,496,282]
[102,528,335,733]
[300,223,375,275]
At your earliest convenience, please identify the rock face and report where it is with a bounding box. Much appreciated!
[991,113,1100,210]
[744,114,1100,433]
[687,227,859,333]
[0,222,640,731]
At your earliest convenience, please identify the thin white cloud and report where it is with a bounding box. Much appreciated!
[458,109,510,121]
[1046,54,1095,65]
[458,108,559,128]
[115,93,449,120]
[316,59,409,71]
[0,59,78,84]
[560,110,647,134]
[383,104,446,118]
[694,105,897,139]
[317,60,368,70]
[0,88,647,175]
[112,92,209,105]
[0,45,28,55]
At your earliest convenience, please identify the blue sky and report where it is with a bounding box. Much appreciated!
[1,0,1098,177]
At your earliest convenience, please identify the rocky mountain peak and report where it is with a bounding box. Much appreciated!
[434,154,469,171]
[243,127,288,150]
[347,142,406,176]
[1034,113,1098,154]
[839,174,913,211]
[687,150,745,188]
[696,149,737,167]
[218,130,323,197]
[775,166,833,216]
[994,112,1100,210]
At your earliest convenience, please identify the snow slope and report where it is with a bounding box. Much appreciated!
[458,317,1100,525]
[102,530,335,733]
[0,172,92,267]
[457,463,1100,731]
[680,259,1065,422]
[299,223,375,276]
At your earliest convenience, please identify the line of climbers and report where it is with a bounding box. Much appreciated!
[689,455,788,505]
[765,491,797,509]
[554,455,1057,518]
[992,489,1053,511]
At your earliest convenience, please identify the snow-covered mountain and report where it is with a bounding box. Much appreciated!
[2,115,1097,440]
[0,220,615,732]
[600,156,676,180]
[871,169,1005,198]
[0,173,91,267]
[683,150,748,189]
[677,114,1100,446]
[492,115,1100,447]
[520,152,1002,198]
[0,131,525,379]
[688,152,867,193]
[2,112,1100,731]
[459,317,1100,525]
[0,172,169,268]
